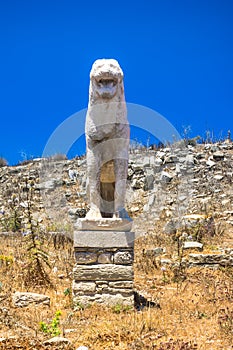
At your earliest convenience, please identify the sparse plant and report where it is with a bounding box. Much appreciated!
[0,255,13,266]
[0,194,22,232]
[74,301,86,311]
[64,287,71,296]
[182,125,192,141]
[39,310,62,336]
[21,179,52,287]
[171,232,187,283]
[218,307,233,338]
[112,303,132,314]
[161,266,170,284]
[204,129,215,143]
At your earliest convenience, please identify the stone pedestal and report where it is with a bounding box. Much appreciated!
[73,230,135,306]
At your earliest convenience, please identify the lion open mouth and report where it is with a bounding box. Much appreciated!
[95,76,118,98]
[96,77,118,88]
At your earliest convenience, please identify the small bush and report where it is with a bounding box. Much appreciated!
[218,307,233,337]
[0,194,22,232]
[112,303,132,314]
[0,255,14,266]
[39,310,62,336]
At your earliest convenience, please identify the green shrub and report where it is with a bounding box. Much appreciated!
[39,310,62,336]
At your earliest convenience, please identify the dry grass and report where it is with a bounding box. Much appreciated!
[0,227,233,350]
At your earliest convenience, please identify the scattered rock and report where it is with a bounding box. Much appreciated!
[131,178,144,189]
[43,336,71,345]
[143,247,165,256]
[134,290,160,310]
[164,154,178,163]
[213,152,224,161]
[160,171,173,183]
[206,159,216,167]
[214,174,224,180]
[144,174,154,190]
[182,214,208,227]
[0,336,17,343]
[188,253,233,267]
[130,206,140,212]
[12,292,50,307]
[183,241,203,251]
[185,154,195,165]
[68,169,78,180]
[0,141,233,258]
[142,156,150,167]
[37,179,57,190]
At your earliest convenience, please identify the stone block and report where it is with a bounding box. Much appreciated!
[73,293,134,306]
[75,252,97,264]
[98,253,113,264]
[96,285,133,296]
[75,218,132,232]
[109,281,133,289]
[72,281,96,293]
[74,231,135,248]
[74,264,133,281]
[114,251,134,265]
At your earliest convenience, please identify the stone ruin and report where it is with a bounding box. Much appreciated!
[73,59,134,306]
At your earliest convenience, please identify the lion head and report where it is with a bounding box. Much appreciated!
[90,59,124,100]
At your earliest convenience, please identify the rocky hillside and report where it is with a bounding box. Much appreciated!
[1,140,233,350]
[0,140,233,237]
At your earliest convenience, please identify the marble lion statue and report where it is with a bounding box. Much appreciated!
[85,58,130,220]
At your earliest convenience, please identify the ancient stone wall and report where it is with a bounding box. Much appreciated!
[73,230,134,306]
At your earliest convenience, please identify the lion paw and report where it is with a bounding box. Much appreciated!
[86,208,102,220]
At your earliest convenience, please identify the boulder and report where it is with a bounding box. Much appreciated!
[144,174,154,191]
[43,336,71,345]
[213,152,224,161]
[160,171,173,183]
[183,241,203,251]
[12,292,50,307]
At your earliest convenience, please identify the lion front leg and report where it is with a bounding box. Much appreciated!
[113,158,130,219]
[86,148,102,220]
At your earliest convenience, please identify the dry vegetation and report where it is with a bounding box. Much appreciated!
[1,141,233,349]
[0,222,233,350]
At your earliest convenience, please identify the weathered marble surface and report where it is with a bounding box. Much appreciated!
[12,292,50,307]
[84,59,130,220]
[75,217,132,232]
[73,230,135,248]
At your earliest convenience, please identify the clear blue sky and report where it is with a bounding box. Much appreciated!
[1,0,233,165]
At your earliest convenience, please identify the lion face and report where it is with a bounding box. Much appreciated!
[90,59,123,99]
